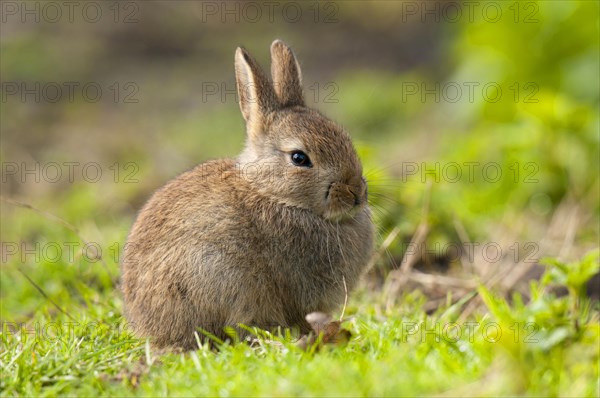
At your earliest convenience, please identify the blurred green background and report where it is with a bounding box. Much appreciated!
[1,1,598,320]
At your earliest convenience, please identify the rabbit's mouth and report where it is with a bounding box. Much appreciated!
[323,204,367,222]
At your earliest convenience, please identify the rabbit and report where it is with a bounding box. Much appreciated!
[121,39,374,350]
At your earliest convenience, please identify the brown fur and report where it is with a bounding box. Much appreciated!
[121,40,374,350]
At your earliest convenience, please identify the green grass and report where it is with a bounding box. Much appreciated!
[1,231,598,396]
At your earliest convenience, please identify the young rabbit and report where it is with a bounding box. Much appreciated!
[121,40,374,349]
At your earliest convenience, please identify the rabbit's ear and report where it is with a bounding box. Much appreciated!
[234,47,278,136]
[270,40,305,108]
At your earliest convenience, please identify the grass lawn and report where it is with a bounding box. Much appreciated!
[1,210,598,397]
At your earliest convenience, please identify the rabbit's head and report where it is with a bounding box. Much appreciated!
[235,40,368,221]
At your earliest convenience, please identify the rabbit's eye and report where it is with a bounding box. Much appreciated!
[291,151,312,167]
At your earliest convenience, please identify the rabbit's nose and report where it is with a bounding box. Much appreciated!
[348,188,360,206]
[345,176,366,206]
[348,184,366,206]
[353,192,362,206]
